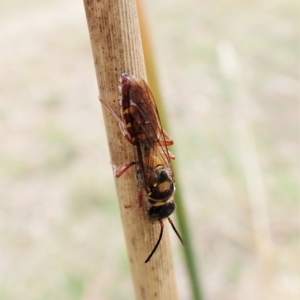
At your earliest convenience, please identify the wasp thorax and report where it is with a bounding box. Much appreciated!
[148,167,175,202]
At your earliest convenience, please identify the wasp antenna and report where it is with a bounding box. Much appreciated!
[168,217,184,245]
[145,221,164,263]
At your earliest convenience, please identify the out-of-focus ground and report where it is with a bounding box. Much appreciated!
[0,0,298,299]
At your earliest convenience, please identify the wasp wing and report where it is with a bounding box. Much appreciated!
[121,74,175,190]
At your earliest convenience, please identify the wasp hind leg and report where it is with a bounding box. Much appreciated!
[155,130,176,160]
[154,131,173,147]
[167,150,175,160]
[161,129,174,146]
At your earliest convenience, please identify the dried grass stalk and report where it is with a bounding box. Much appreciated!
[83,1,179,299]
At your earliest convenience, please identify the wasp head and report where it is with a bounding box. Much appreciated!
[147,200,176,223]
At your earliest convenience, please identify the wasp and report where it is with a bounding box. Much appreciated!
[100,73,183,263]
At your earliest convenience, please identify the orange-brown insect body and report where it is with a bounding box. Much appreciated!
[119,73,175,212]
[101,73,182,262]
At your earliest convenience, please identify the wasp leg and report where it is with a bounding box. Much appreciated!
[167,150,175,160]
[152,129,173,147]
[156,139,173,147]
[100,98,136,145]
[161,129,174,146]
[152,144,175,160]
[137,189,144,207]
[124,190,143,209]
[113,161,137,178]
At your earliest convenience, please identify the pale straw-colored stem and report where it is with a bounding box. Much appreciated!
[83,1,179,299]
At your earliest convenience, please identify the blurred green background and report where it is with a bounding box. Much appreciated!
[0,0,298,299]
